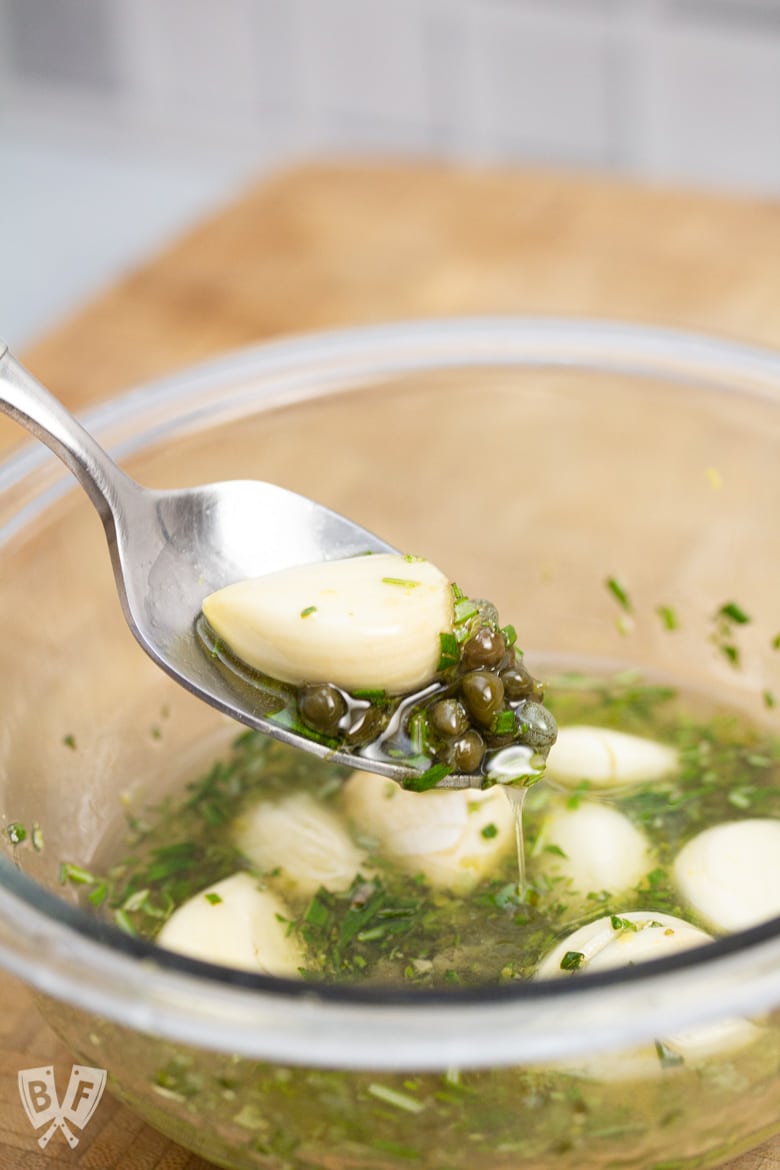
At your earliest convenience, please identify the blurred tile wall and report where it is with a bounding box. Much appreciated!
[1,0,779,343]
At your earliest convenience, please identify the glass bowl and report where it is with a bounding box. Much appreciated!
[2,318,780,1170]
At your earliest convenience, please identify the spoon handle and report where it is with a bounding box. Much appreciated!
[0,345,137,524]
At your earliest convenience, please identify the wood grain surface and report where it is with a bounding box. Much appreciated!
[2,161,780,1170]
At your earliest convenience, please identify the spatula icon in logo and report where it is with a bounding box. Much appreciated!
[18,1064,107,1148]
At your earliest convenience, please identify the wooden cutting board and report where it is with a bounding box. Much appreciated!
[2,161,779,1170]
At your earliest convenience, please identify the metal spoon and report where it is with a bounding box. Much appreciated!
[0,342,487,787]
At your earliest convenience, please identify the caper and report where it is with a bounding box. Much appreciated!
[298,683,347,735]
[461,671,505,726]
[516,700,558,750]
[451,729,486,773]
[429,698,470,738]
[344,706,387,747]
[461,626,507,670]
[500,664,538,700]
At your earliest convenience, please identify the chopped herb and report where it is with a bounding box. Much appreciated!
[403,763,452,792]
[63,734,77,750]
[204,892,223,905]
[150,725,162,740]
[381,577,421,589]
[501,623,518,647]
[764,690,777,710]
[610,915,638,932]
[543,843,567,859]
[367,1083,425,1114]
[606,576,632,613]
[772,634,780,651]
[59,862,100,886]
[437,631,460,672]
[481,823,499,839]
[352,687,387,703]
[491,709,517,736]
[7,822,26,845]
[300,606,317,618]
[450,583,465,602]
[719,643,740,667]
[114,908,137,936]
[454,598,479,625]
[560,950,585,971]
[717,602,751,625]
[655,1040,684,1068]
[656,605,679,631]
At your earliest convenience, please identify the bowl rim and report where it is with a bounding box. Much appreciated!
[2,315,780,1070]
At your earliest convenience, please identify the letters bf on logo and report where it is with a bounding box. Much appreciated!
[18,1064,107,1148]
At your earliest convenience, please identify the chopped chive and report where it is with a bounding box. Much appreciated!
[491,709,516,736]
[88,882,108,907]
[772,634,780,651]
[304,893,331,928]
[453,598,479,625]
[437,632,460,672]
[300,605,317,618]
[451,583,465,602]
[480,823,498,839]
[717,602,751,625]
[381,577,421,588]
[7,822,26,845]
[560,950,585,971]
[606,577,632,613]
[403,763,452,792]
[367,1083,425,1114]
[655,1040,684,1068]
[114,908,137,936]
[543,843,567,859]
[610,915,638,932]
[764,690,777,710]
[656,605,679,631]
[719,643,740,667]
[352,687,387,702]
[501,623,518,647]
[59,862,100,886]
[204,891,223,905]
[63,733,77,750]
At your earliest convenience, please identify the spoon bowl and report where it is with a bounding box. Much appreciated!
[0,342,479,787]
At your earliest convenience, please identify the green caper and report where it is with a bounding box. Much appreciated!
[461,626,507,670]
[461,671,505,726]
[298,683,348,735]
[344,706,387,747]
[516,700,558,750]
[429,698,470,738]
[500,664,538,700]
[451,729,486,773]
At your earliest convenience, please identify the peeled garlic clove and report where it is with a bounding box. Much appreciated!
[202,553,453,694]
[674,818,780,932]
[535,799,653,900]
[545,725,677,790]
[342,769,514,892]
[537,911,758,1077]
[156,871,303,977]
[235,791,368,897]
[536,910,710,980]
